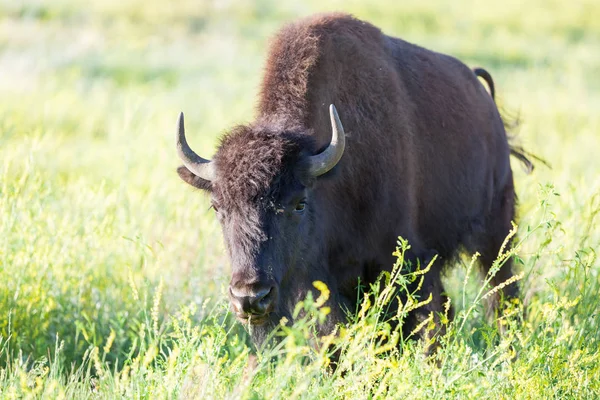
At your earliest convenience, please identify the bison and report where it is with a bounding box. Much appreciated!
[176,13,530,346]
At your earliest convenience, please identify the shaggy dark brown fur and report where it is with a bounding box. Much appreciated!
[177,13,529,346]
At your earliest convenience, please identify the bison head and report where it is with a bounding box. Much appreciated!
[176,105,345,342]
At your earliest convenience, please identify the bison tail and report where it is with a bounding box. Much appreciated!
[499,104,550,174]
[503,109,549,174]
[509,145,550,174]
[473,67,549,174]
[510,146,534,174]
[473,67,496,100]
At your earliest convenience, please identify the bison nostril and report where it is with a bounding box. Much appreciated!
[229,285,277,318]
[256,287,273,307]
[249,287,275,315]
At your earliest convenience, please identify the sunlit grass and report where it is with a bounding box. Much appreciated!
[1,0,599,398]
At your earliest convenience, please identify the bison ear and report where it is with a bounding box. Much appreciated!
[177,165,212,191]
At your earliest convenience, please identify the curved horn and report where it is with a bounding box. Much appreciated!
[308,104,346,177]
[176,112,215,182]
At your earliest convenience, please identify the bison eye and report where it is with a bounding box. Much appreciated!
[294,200,307,213]
[210,204,219,213]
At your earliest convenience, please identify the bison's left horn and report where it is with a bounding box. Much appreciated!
[176,112,216,182]
[308,104,346,177]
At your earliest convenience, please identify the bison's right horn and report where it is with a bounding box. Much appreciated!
[308,104,346,177]
[176,112,216,182]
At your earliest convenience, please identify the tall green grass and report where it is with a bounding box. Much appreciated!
[1,0,599,398]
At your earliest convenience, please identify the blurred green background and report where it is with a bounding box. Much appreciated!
[0,0,599,397]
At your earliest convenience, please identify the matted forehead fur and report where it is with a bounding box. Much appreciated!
[211,124,315,211]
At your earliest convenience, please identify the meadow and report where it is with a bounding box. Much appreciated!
[0,0,599,398]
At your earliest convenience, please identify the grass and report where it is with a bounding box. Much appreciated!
[1,0,599,398]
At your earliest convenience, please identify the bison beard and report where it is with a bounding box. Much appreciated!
[175,13,530,349]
